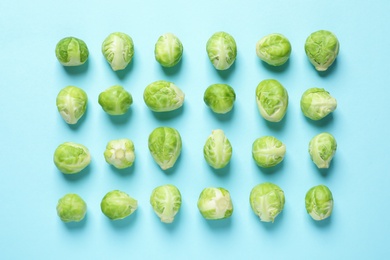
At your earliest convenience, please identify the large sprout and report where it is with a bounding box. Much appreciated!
[203,84,236,114]
[102,32,134,71]
[56,193,87,222]
[154,33,183,67]
[256,33,291,66]
[300,88,337,120]
[256,79,288,122]
[98,85,133,115]
[104,138,135,169]
[55,36,89,66]
[206,32,237,70]
[309,133,337,169]
[56,86,88,124]
[148,127,182,170]
[305,30,339,71]
[150,184,182,223]
[203,129,232,169]
[252,136,286,168]
[197,187,233,220]
[143,80,185,112]
[305,185,334,221]
[249,182,285,222]
[100,190,138,220]
[53,142,91,174]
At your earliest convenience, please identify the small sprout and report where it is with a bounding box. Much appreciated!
[249,182,285,223]
[203,129,232,169]
[256,79,288,122]
[203,84,236,114]
[305,30,339,71]
[197,187,233,220]
[56,86,88,124]
[252,136,286,168]
[98,85,133,115]
[300,88,337,120]
[154,33,183,67]
[101,32,134,71]
[143,80,185,112]
[256,33,291,66]
[100,190,138,220]
[150,184,182,223]
[104,138,135,169]
[309,133,337,169]
[206,32,237,70]
[56,193,87,223]
[148,127,182,170]
[55,36,89,66]
[305,185,334,221]
[53,142,91,174]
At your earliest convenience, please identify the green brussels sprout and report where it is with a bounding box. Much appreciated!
[206,32,237,70]
[98,85,133,115]
[256,33,291,66]
[102,32,134,71]
[55,36,89,66]
[53,142,91,174]
[56,193,87,223]
[309,133,337,169]
[197,187,233,220]
[104,138,135,169]
[143,80,185,112]
[305,185,334,221]
[150,184,182,223]
[256,79,288,122]
[100,190,138,220]
[305,30,339,71]
[300,88,337,120]
[252,136,286,168]
[203,129,232,169]
[56,86,88,124]
[250,183,285,222]
[203,84,236,114]
[154,33,183,67]
[148,127,182,170]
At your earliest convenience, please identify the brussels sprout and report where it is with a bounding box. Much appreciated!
[148,127,182,170]
[102,32,134,71]
[256,33,291,66]
[104,138,135,169]
[252,136,286,168]
[56,86,88,125]
[53,142,91,174]
[256,79,288,122]
[300,88,337,120]
[56,193,87,223]
[150,184,182,223]
[309,133,337,169]
[250,183,285,222]
[100,190,138,220]
[143,80,185,112]
[197,187,233,220]
[154,33,183,67]
[203,84,236,114]
[203,129,232,169]
[55,37,89,66]
[305,30,339,71]
[206,32,237,70]
[305,185,333,221]
[98,85,133,115]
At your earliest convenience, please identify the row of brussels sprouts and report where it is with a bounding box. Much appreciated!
[56,79,337,125]
[57,183,334,223]
[55,30,339,72]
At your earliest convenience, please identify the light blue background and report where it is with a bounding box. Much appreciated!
[1,0,389,259]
